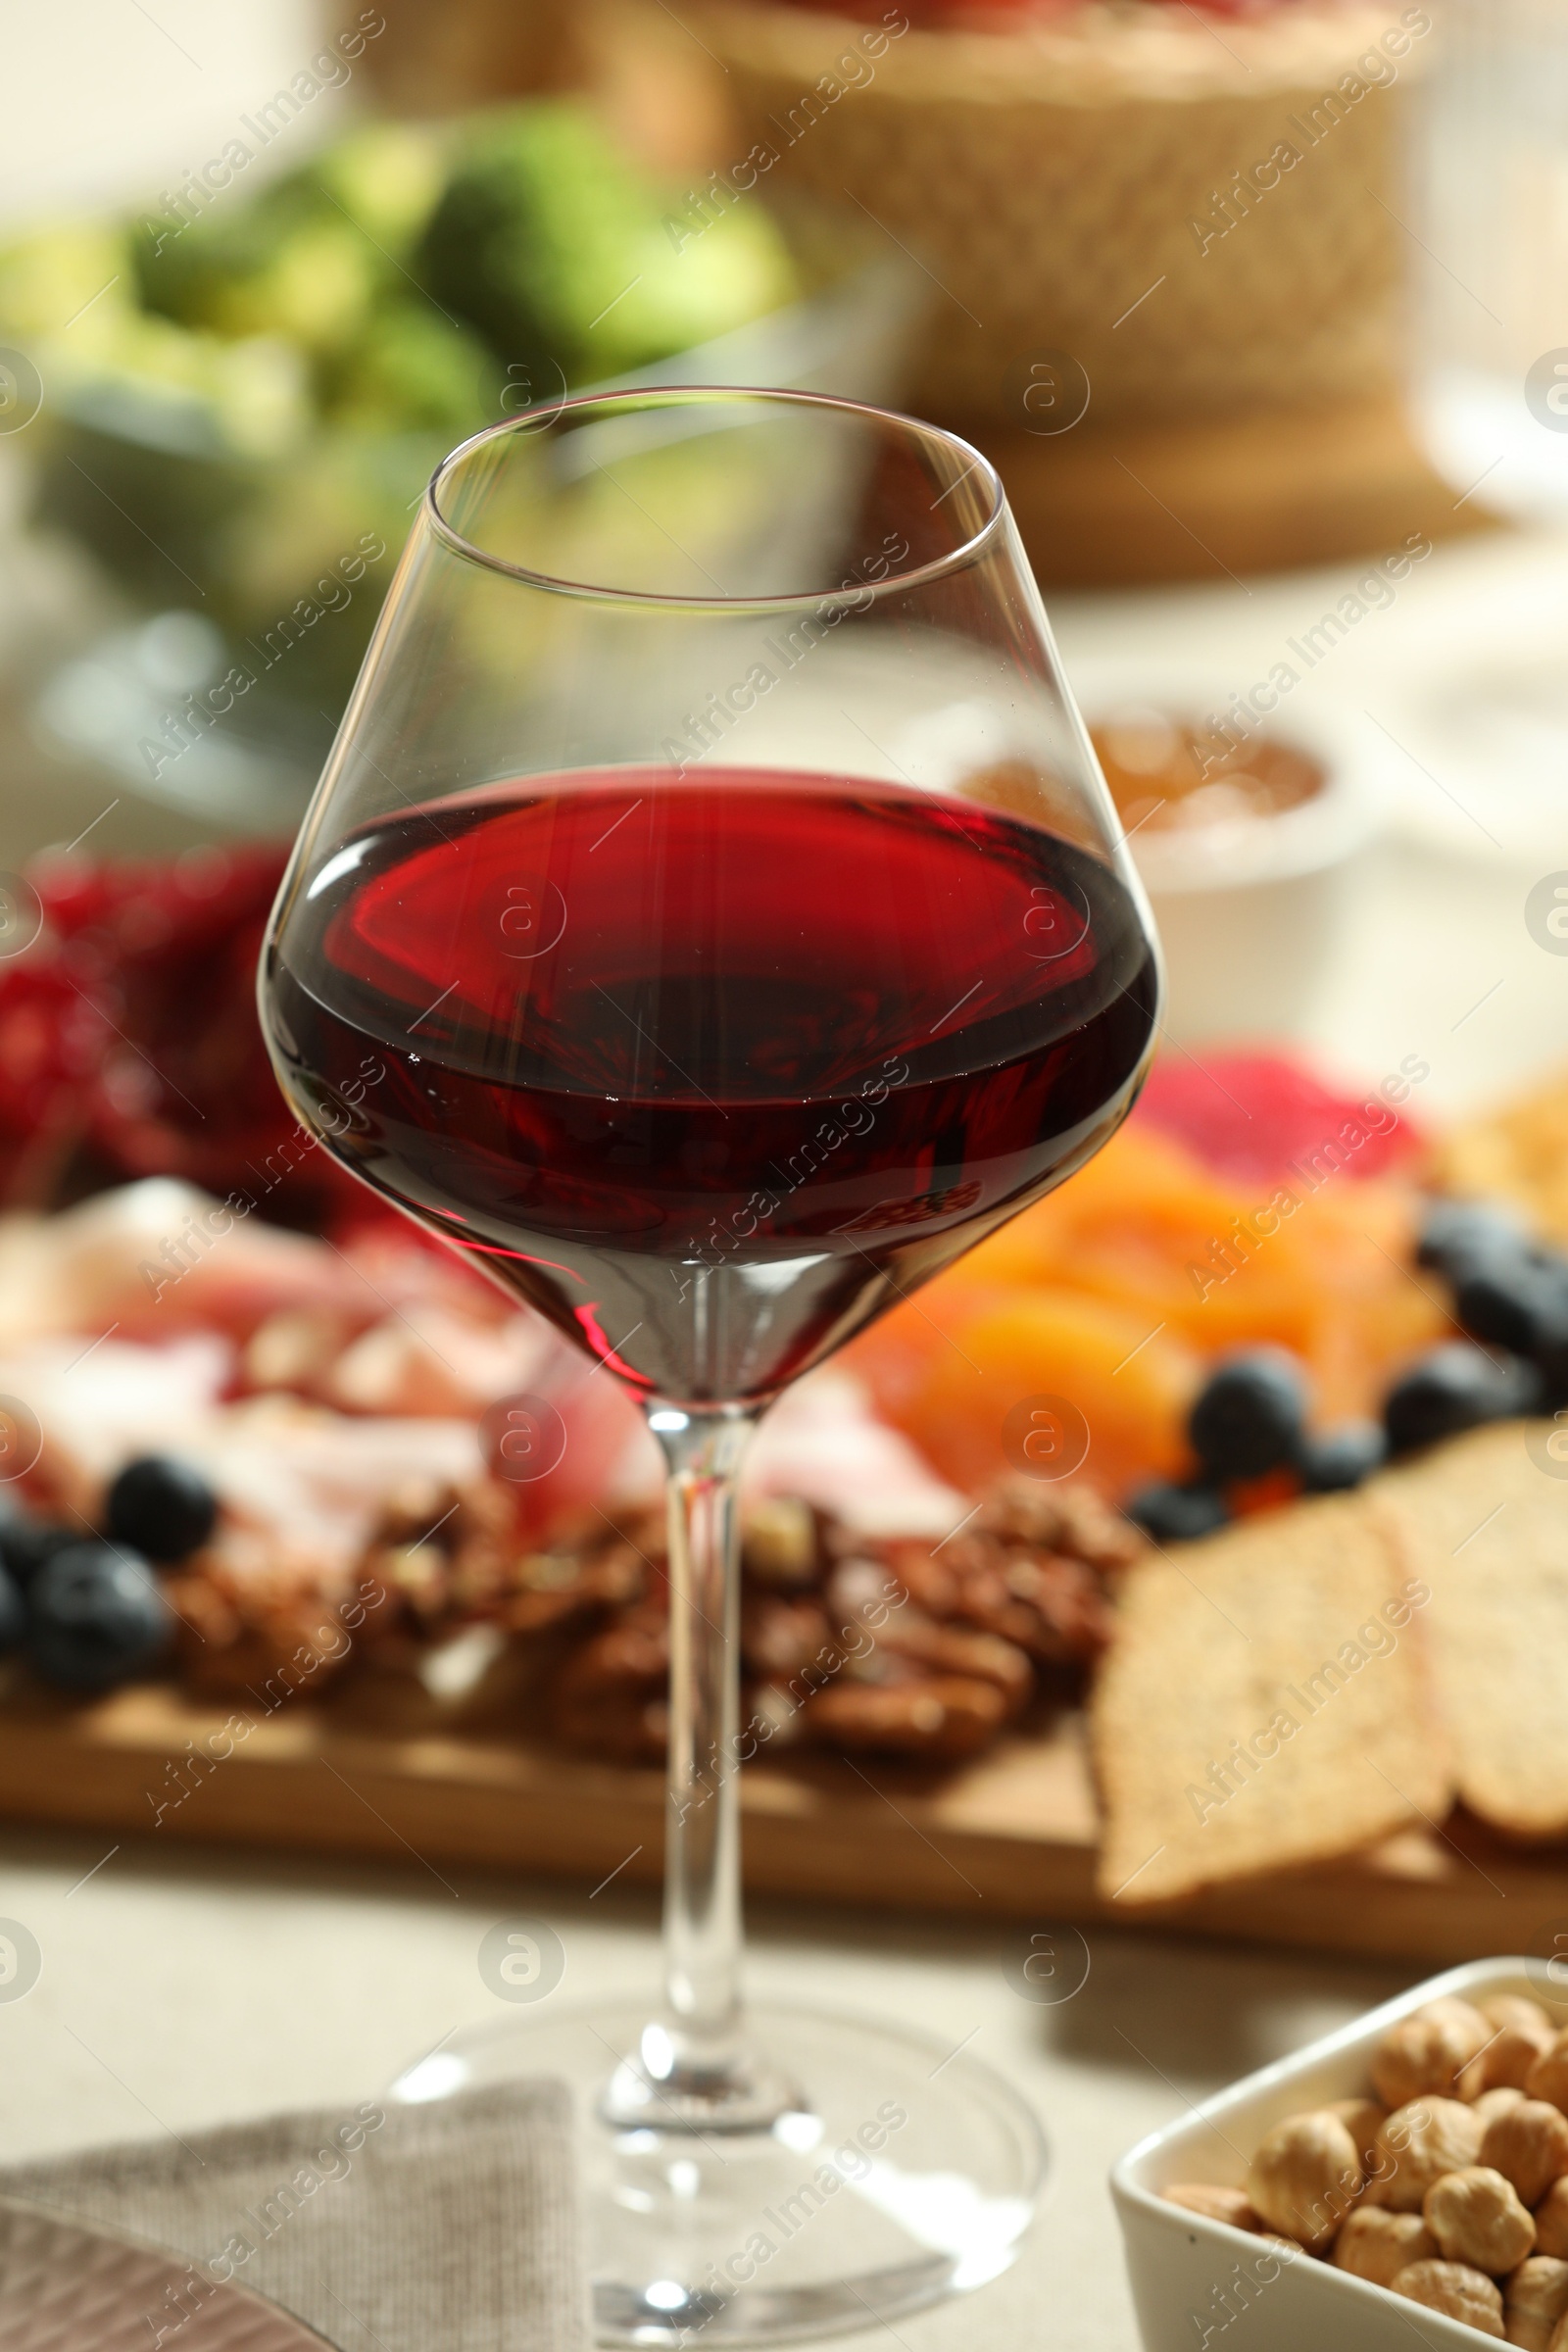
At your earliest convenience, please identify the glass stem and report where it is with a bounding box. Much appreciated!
[655,1404,757,2084]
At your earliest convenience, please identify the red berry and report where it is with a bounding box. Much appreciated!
[1132,1052,1424,1189]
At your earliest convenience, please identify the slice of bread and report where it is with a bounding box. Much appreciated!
[1092,1494,1450,1905]
[1372,1420,1568,1839]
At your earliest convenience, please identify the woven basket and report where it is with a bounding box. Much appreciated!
[687,2,1423,428]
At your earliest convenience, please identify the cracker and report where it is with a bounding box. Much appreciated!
[1434,1072,1568,1242]
[1091,1494,1450,1905]
[1372,1420,1568,1839]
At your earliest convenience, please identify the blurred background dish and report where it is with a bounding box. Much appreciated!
[1071,665,1382,1044]
[3,106,919,832]
[683,0,1478,585]
[694,0,1409,429]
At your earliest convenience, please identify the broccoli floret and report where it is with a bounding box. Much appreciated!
[137,190,380,364]
[327,301,499,434]
[0,221,130,339]
[307,121,447,255]
[417,102,797,387]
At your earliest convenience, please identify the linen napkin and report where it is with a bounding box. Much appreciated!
[0,2077,590,2352]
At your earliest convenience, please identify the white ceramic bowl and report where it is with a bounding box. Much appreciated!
[1065,662,1384,1047]
[1111,1956,1554,2352]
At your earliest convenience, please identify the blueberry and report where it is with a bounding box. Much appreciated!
[1416,1199,1530,1281]
[1189,1348,1308,1481]
[27,1544,172,1692]
[1453,1252,1568,1360]
[1297,1420,1388,1493]
[0,1564,24,1651]
[105,1456,217,1564]
[1126,1480,1230,1544]
[1537,1322,1568,1405]
[0,1520,78,1589]
[1383,1344,1541,1457]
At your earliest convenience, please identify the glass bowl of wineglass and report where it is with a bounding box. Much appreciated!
[257,386,1160,2344]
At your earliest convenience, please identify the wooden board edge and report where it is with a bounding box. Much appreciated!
[0,1705,1560,1971]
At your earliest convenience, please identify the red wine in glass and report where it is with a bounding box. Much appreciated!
[266,763,1157,1404]
[262,388,1164,2346]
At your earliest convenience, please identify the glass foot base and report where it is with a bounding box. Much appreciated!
[391,2000,1046,2346]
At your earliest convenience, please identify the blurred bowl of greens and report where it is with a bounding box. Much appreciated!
[0,108,919,832]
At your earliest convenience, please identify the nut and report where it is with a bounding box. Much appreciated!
[1500,2026,1562,2088]
[1327,2097,1388,2171]
[803,1675,1007,1759]
[741,1497,821,1589]
[1248,2110,1363,2250]
[1332,2208,1436,2287]
[1529,2033,1568,2117]
[1373,1999,1494,2108]
[1537,2180,1568,2262]
[1477,2087,1530,2131]
[1505,2254,1568,2351]
[1467,2021,1559,2101]
[1484,2100,1568,2209]
[1160,2183,1260,2230]
[852,1604,1035,1715]
[1370,2097,1484,2212]
[1465,1996,1556,2101]
[1391,2259,1505,2334]
[1485,1996,1554,2038]
[1424,2167,1536,2275]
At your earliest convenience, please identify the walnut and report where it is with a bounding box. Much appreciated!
[1160,2183,1261,2230]
[551,1609,668,1761]
[1505,2254,1568,2351]
[167,1555,365,1695]
[1369,2097,1483,2212]
[1392,2259,1505,2335]
[1373,1999,1494,2108]
[740,1592,835,1682]
[510,1475,1142,1774]
[1326,2097,1388,2171]
[1529,2034,1568,2118]
[1332,2207,1436,2287]
[499,1538,644,1636]
[1483,2100,1568,2209]
[1248,2110,1363,2250]
[862,1610,1034,1715]
[1537,2180,1568,2262]
[941,1533,1113,1667]
[803,1676,1007,1759]
[1424,2167,1536,2275]
[741,1497,822,1589]
[977,1475,1145,1570]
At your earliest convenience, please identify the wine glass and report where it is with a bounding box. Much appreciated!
[258,387,1160,2344]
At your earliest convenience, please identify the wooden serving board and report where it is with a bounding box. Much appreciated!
[2,1680,1565,1969]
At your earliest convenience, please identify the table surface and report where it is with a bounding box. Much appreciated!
[0,1822,1415,2352]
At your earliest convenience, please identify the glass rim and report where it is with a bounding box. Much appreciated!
[422,385,1005,612]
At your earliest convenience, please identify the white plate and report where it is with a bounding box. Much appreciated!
[1111,1956,1557,2351]
[0,2194,331,2352]
[1057,659,1384,1045]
